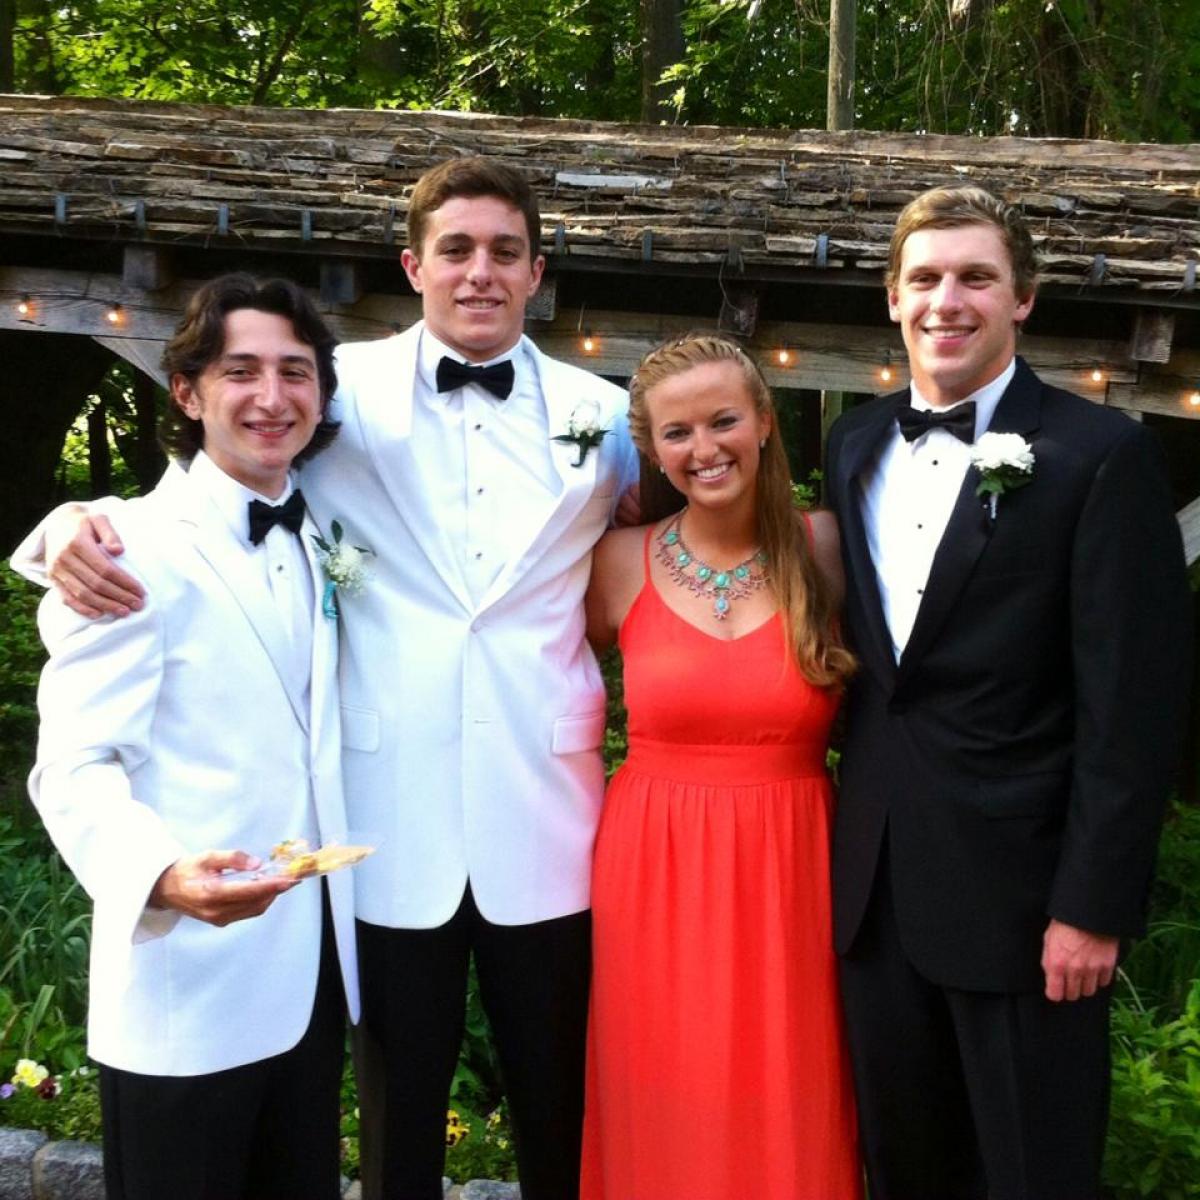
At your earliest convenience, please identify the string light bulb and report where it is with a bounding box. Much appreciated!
[879,351,894,385]
[1188,389,1200,409]
[16,295,32,317]
[105,303,123,326]
[1090,366,1104,384]
[776,347,792,367]
[581,330,597,354]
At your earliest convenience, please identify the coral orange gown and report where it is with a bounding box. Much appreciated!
[581,530,862,1200]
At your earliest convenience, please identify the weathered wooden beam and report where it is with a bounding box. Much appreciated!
[1178,496,1200,567]
[1129,309,1175,363]
[4,265,1195,417]
[123,245,174,292]
[717,285,760,338]
[94,336,169,388]
[319,259,365,306]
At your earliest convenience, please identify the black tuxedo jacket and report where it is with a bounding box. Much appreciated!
[826,358,1193,993]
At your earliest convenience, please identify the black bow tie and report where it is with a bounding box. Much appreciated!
[247,489,306,546]
[896,401,977,445]
[435,356,515,401]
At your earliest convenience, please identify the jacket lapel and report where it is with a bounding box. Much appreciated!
[835,394,904,685]
[164,465,311,733]
[896,358,1043,684]
[475,342,609,613]
[302,510,337,757]
[351,324,475,615]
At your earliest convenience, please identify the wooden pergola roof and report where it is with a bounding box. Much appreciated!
[1,93,1199,429]
[2,94,1199,290]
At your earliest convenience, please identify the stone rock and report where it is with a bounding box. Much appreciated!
[32,1139,105,1200]
[0,1128,49,1200]
[461,1182,520,1200]
[342,1180,362,1199]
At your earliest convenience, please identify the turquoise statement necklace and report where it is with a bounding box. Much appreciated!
[657,508,769,621]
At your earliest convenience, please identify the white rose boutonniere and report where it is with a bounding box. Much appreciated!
[971,432,1035,520]
[311,520,374,619]
[552,399,610,468]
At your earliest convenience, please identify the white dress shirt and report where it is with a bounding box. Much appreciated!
[188,451,314,706]
[859,358,1015,661]
[411,330,561,606]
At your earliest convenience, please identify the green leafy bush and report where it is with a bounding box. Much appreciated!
[1105,979,1200,1199]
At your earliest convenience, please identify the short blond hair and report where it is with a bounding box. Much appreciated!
[886,184,1038,299]
[629,333,854,688]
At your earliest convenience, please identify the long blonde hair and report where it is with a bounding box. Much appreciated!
[629,333,855,688]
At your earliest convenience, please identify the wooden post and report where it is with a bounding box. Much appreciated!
[827,0,856,132]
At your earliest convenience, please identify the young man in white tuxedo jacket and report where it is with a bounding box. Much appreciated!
[27,161,640,1200]
[15,275,361,1200]
[826,186,1193,1199]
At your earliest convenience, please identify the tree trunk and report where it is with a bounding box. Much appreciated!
[1033,3,1091,137]
[0,0,15,92]
[130,370,165,491]
[0,332,113,550]
[827,0,856,131]
[87,399,112,497]
[640,0,684,123]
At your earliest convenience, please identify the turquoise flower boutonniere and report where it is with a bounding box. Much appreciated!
[971,432,1035,520]
[552,399,610,468]
[311,520,374,619]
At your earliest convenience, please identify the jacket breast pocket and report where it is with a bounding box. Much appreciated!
[341,704,380,753]
[552,711,606,755]
[974,770,1068,820]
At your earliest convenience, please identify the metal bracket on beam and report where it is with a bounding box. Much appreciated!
[217,204,230,236]
[134,199,147,233]
[383,204,396,245]
[301,210,314,242]
[54,194,67,226]
[319,260,364,306]
[725,244,744,273]
[641,231,653,262]
[554,223,566,254]
[815,233,829,268]
[717,284,760,338]
[1183,261,1196,292]
[123,245,174,292]
[1089,254,1107,286]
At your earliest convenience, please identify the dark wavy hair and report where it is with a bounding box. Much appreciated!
[407,157,541,261]
[158,274,339,465]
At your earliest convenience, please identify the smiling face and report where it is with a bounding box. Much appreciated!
[173,307,321,498]
[888,222,1035,407]
[645,359,771,518]
[400,194,545,363]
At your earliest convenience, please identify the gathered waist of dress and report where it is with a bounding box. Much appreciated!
[621,737,830,786]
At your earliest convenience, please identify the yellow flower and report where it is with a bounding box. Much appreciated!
[12,1059,49,1089]
[445,1109,470,1148]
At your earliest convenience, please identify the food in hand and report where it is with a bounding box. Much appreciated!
[269,838,373,879]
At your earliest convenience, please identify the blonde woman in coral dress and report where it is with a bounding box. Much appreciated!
[580,334,862,1200]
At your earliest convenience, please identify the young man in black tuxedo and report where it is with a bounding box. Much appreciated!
[826,185,1193,1200]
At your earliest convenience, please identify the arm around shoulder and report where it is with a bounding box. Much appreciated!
[803,508,846,609]
[586,525,648,654]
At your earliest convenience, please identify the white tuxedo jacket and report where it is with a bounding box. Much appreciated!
[21,463,359,1076]
[299,323,638,928]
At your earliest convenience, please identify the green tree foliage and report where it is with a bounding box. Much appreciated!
[6,1,1196,140]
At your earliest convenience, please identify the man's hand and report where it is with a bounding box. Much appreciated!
[47,509,145,619]
[149,850,296,927]
[1041,919,1118,1002]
